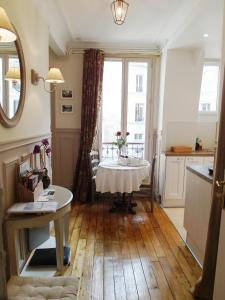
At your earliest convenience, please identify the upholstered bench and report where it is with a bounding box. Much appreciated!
[7,276,80,300]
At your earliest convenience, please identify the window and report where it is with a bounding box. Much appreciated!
[134,133,143,140]
[0,54,20,118]
[135,103,144,122]
[199,64,220,113]
[102,59,151,159]
[136,74,143,92]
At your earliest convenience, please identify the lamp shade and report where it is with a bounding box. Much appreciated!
[0,7,17,43]
[111,0,129,25]
[5,67,20,81]
[45,68,64,83]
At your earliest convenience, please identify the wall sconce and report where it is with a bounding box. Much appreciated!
[31,68,64,93]
[0,7,17,43]
[5,67,20,92]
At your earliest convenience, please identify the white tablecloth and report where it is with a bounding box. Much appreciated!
[96,160,150,193]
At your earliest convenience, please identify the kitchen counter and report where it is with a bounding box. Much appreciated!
[186,165,213,183]
[184,164,213,266]
[165,150,215,157]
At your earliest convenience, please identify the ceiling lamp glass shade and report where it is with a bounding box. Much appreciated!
[111,0,129,25]
[45,68,64,84]
[5,67,20,81]
[0,7,17,43]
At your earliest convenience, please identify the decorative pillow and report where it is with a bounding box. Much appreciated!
[7,276,79,300]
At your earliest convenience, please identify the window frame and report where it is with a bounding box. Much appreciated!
[100,57,153,160]
[198,61,220,116]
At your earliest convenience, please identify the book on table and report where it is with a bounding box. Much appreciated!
[7,201,58,214]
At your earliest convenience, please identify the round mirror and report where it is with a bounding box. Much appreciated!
[0,29,26,128]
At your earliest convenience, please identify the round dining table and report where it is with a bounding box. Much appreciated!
[96,160,150,213]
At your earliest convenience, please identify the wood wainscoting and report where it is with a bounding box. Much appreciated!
[0,133,51,288]
[52,128,80,191]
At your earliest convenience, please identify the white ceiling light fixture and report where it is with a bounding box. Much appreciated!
[111,0,129,25]
[203,33,209,37]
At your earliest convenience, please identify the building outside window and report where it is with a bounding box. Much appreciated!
[200,103,211,112]
[136,74,143,92]
[134,133,143,140]
[198,63,220,113]
[135,103,144,122]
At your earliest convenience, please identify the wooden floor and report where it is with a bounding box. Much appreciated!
[63,196,201,300]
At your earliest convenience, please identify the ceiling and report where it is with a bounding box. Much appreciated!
[35,0,224,57]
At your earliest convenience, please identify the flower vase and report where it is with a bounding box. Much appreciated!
[118,147,122,160]
[42,168,50,189]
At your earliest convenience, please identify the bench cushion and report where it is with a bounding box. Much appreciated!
[7,276,79,300]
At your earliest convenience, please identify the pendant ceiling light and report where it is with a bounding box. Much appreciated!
[111,0,129,25]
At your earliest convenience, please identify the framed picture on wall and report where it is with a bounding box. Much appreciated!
[61,89,73,99]
[61,104,74,114]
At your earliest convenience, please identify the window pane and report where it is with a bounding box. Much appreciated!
[127,62,148,157]
[102,61,122,157]
[8,57,20,118]
[199,65,219,112]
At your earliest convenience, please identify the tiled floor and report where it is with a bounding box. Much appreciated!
[163,207,187,241]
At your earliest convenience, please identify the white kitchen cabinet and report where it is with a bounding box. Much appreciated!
[183,156,204,196]
[163,156,185,207]
[161,154,214,207]
[203,156,214,166]
[184,168,212,266]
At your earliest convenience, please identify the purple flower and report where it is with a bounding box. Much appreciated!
[33,144,41,154]
[46,147,51,156]
[42,139,49,147]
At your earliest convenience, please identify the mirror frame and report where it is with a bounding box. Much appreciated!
[0,27,26,128]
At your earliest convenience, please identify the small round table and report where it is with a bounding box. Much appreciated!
[5,185,73,276]
[96,160,150,213]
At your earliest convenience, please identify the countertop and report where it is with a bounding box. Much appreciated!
[186,165,213,183]
[164,150,215,157]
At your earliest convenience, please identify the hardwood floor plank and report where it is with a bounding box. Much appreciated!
[71,239,87,277]
[78,239,95,300]
[125,216,152,300]
[91,240,104,300]
[61,198,200,300]
[103,240,116,300]
[111,240,127,300]
[118,214,139,300]
[151,261,174,300]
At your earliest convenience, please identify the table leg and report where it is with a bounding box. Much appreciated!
[54,217,64,274]
[63,212,70,247]
[7,227,19,275]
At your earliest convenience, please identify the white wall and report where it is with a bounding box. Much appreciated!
[161,47,218,150]
[49,51,83,129]
[0,1,51,296]
[0,0,51,142]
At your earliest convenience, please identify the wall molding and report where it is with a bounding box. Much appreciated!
[0,133,51,153]
[53,128,81,133]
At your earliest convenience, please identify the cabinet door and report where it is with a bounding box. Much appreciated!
[203,156,214,166]
[164,157,185,202]
[183,156,204,197]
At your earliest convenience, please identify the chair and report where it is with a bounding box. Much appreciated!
[140,154,157,212]
[89,150,100,201]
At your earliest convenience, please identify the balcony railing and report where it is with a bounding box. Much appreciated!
[102,142,144,160]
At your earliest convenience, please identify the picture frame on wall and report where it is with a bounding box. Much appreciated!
[61,104,74,114]
[61,89,73,99]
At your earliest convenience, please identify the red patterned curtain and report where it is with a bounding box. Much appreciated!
[73,49,104,202]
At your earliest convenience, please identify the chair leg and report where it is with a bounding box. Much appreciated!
[150,190,154,213]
